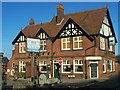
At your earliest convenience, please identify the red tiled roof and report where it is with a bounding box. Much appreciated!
[22,7,107,38]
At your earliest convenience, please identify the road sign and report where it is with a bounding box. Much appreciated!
[58,57,63,65]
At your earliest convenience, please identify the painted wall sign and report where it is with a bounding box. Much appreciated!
[27,38,40,52]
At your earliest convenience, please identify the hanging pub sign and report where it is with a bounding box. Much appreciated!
[27,38,40,52]
[109,37,115,46]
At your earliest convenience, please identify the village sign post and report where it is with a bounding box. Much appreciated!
[27,38,40,84]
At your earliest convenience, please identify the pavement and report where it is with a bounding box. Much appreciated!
[3,76,110,89]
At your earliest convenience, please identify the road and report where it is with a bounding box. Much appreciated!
[81,74,120,90]
[51,74,120,90]
[3,73,120,90]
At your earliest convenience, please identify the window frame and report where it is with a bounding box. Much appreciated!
[106,60,112,72]
[73,60,83,73]
[40,40,47,52]
[11,69,15,76]
[109,46,112,52]
[19,61,26,72]
[12,62,15,68]
[61,38,70,50]
[103,60,106,73]
[18,42,26,54]
[62,60,71,73]
[39,61,47,73]
[113,61,115,72]
[100,37,105,50]
[73,36,83,50]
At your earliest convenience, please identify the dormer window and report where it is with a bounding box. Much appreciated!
[19,42,26,53]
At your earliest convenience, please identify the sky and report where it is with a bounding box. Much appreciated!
[1,2,119,59]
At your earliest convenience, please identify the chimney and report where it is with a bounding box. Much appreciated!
[29,18,35,25]
[57,3,64,24]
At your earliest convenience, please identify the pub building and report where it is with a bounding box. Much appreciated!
[7,4,118,79]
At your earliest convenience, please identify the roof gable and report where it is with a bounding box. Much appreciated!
[98,9,117,43]
[13,6,113,44]
[12,31,26,45]
[53,18,94,43]
[35,27,51,40]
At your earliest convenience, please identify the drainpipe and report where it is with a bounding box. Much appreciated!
[84,36,96,79]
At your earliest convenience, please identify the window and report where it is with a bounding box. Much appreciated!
[103,60,106,73]
[73,60,83,73]
[113,61,115,72]
[19,61,26,72]
[62,60,71,73]
[39,61,47,73]
[19,42,26,53]
[109,46,112,51]
[12,63,15,68]
[11,70,15,76]
[100,37,105,50]
[73,36,83,50]
[40,40,47,52]
[106,60,112,72]
[61,38,70,50]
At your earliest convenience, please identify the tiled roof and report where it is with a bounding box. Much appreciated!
[22,7,107,38]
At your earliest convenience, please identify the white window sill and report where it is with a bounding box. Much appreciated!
[40,50,47,52]
[61,49,70,51]
[19,52,26,54]
[41,71,47,73]
[103,71,106,73]
[62,72,71,74]
[100,48,105,50]
[21,71,26,73]
[73,48,83,50]
[109,71,112,72]
[74,72,83,74]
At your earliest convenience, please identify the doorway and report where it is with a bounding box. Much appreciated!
[90,61,98,79]
[53,60,59,78]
